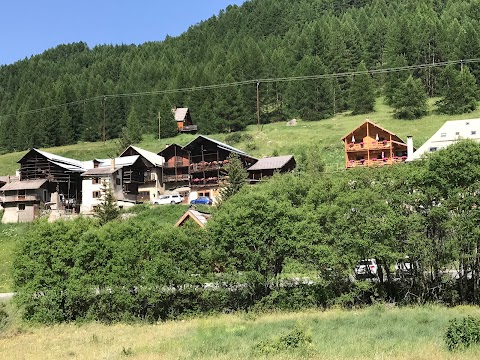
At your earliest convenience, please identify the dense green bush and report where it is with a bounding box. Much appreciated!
[445,316,480,351]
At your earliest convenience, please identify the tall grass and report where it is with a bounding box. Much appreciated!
[2,306,480,359]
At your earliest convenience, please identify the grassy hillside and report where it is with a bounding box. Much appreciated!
[2,305,480,359]
[1,98,480,176]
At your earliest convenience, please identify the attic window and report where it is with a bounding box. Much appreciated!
[441,133,446,138]
[429,147,438,152]
[472,131,477,135]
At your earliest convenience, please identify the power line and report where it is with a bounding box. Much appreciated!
[1,58,479,120]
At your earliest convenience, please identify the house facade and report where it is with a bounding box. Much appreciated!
[183,136,256,202]
[158,144,190,193]
[409,118,480,161]
[0,179,48,223]
[119,145,165,202]
[341,120,412,169]
[80,156,148,213]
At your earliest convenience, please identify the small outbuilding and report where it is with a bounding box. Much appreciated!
[247,155,296,182]
[175,208,211,228]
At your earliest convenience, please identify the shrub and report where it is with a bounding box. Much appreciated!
[254,325,313,354]
[225,132,242,145]
[445,316,480,351]
[0,303,9,332]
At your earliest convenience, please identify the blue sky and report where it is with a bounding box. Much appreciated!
[0,0,247,66]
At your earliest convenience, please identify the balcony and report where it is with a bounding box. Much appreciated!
[346,156,407,168]
[179,125,198,133]
[164,161,189,169]
[190,160,228,173]
[191,176,223,187]
[164,174,190,183]
[0,194,41,203]
[346,141,391,152]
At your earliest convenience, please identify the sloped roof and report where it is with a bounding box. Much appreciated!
[95,155,140,167]
[173,107,189,122]
[341,120,406,144]
[120,145,165,166]
[175,209,211,228]
[81,167,119,176]
[0,176,18,184]
[247,155,295,171]
[0,179,47,191]
[18,149,85,172]
[183,135,252,158]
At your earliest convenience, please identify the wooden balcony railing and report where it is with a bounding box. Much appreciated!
[190,160,228,173]
[346,141,392,152]
[346,156,407,168]
[180,125,198,133]
[164,174,190,183]
[0,194,41,203]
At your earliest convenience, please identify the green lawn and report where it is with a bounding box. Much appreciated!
[0,223,28,292]
[1,98,480,176]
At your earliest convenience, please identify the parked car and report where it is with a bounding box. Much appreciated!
[152,194,183,205]
[395,258,419,278]
[190,196,212,205]
[354,259,378,279]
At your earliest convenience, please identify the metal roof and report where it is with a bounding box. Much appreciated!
[173,107,189,122]
[247,155,295,171]
[182,135,250,157]
[32,149,85,170]
[121,145,165,166]
[95,155,140,167]
[0,179,47,191]
[82,167,119,176]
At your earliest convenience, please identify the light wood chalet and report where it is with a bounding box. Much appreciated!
[172,107,198,133]
[341,120,412,169]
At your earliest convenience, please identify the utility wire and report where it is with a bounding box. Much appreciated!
[1,58,479,120]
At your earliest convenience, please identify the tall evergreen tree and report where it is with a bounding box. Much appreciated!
[125,106,142,143]
[349,61,375,115]
[437,66,478,115]
[393,75,428,119]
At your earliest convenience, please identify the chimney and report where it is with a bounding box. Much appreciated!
[111,158,116,170]
[407,136,414,161]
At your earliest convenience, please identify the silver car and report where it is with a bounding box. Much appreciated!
[152,194,184,205]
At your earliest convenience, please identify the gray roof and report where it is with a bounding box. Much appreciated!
[183,135,251,157]
[0,179,47,191]
[0,176,18,184]
[32,149,85,171]
[247,155,294,171]
[120,145,165,166]
[82,167,119,177]
[173,107,189,122]
[94,155,140,167]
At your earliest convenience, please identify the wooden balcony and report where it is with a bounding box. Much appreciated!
[0,194,41,203]
[164,161,189,169]
[346,157,407,168]
[190,161,227,173]
[164,174,190,183]
[179,125,198,133]
[346,141,392,152]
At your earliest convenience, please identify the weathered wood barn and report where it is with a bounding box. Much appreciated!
[158,143,190,192]
[173,107,197,133]
[247,155,296,182]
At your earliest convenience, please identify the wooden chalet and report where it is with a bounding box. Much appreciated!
[247,155,296,183]
[183,135,256,199]
[119,145,165,202]
[16,149,86,211]
[341,120,412,169]
[173,107,198,133]
[158,144,190,191]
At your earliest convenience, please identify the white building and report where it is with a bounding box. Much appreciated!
[80,156,147,213]
[409,118,480,161]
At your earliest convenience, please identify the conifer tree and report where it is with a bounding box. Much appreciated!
[393,75,428,120]
[437,66,478,115]
[219,153,248,203]
[125,106,142,143]
[349,61,375,115]
[95,180,120,225]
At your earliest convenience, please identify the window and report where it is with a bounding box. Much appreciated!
[92,177,100,184]
[441,133,446,138]
[93,191,101,198]
[18,203,25,211]
[466,122,470,125]
[455,132,460,136]
[429,147,438,152]
[472,131,477,135]
[116,178,121,185]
